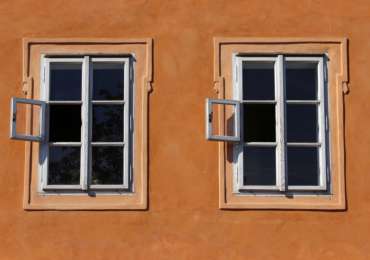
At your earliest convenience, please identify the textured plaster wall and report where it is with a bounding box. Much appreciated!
[0,0,370,259]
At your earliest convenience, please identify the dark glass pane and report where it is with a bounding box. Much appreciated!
[92,105,123,142]
[287,147,319,186]
[243,61,275,100]
[244,146,276,186]
[287,104,317,142]
[244,104,275,142]
[92,146,123,185]
[50,63,82,101]
[49,105,81,142]
[93,62,124,100]
[286,62,317,100]
[48,146,80,185]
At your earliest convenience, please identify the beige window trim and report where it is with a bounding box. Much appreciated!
[21,38,153,210]
[213,37,348,210]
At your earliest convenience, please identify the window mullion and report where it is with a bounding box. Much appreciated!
[276,55,286,191]
[80,56,90,190]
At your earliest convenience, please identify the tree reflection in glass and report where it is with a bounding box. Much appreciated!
[92,105,123,142]
[48,146,80,185]
[92,147,123,185]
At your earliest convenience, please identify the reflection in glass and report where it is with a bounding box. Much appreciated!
[93,62,124,100]
[49,105,81,142]
[244,146,276,186]
[50,63,82,101]
[48,146,80,185]
[286,62,317,100]
[92,105,123,142]
[243,61,275,100]
[287,147,319,186]
[244,104,275,142]
[287,104,317,142]
[92,146,123,185]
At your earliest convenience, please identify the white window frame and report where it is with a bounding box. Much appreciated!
[10,97,46,142]
[206,98,241,142]
[39,56,131,192]
[231,54,328,193]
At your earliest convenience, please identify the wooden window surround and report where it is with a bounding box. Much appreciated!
[213,37,348,210]
[21,38,152,210]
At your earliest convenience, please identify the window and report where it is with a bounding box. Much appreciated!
[11,38,152,210]
[211,38,348,209]
[208,55,328,193]
[39,57,131,192]
[233,55,328,193]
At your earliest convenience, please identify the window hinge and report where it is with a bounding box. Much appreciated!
[208,111,213,123]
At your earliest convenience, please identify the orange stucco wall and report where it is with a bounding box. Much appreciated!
[1,0,370,259]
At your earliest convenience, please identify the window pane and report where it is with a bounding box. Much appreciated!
[287,104,317,142]
[244,104,275,142]
[92,105,123,142]
[93,62,124,100]
[243,61,275,100]
[92,146,123,185]
[287,147,319,186]
[49,105,81,142]
[48,146,80,185]
[50,63,82,101]
[244,146,276,186]
[286,62,317,100]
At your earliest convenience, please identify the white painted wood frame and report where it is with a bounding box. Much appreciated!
[205,98,241,142]
[232,55,328,193]
[10,97,46,142]
[39,56,131,192]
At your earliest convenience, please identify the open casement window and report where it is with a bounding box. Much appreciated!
[207,55,328,193]
[12,56,132,193]
[210,37,349,210]
[10,97,46,142]
[206,98,241,142]
[38,56,132,192]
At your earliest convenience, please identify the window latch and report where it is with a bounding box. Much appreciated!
[208,111,213,123]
